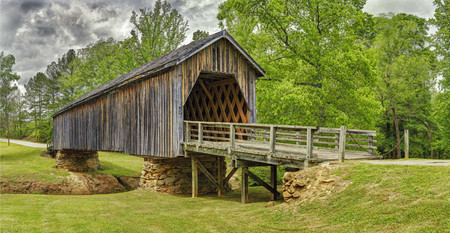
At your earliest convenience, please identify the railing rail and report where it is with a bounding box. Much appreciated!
[184,121,377,165]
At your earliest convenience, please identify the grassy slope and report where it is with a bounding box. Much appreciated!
[1,141,449,232]
[0,142,143,182]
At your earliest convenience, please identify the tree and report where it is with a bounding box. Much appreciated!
[24,72,49,141]
[0,52,20,145]
[431,0,450,158]
[192,30,209,41]
[372,14,436,158]
[124,0,189,69]
[217,0,380,129]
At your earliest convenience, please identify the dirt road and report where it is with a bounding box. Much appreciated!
[0,138,46,148]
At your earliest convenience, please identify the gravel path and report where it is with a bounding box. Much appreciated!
[361,160,450,166]
[0,138,47,148]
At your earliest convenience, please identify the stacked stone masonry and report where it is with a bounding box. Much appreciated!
[140,156,227,194]
[55,150,100,172]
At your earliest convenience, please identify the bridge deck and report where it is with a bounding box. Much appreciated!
[183,121,381,168]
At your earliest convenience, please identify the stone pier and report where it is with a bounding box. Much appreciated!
[55,150,100,172]
[140,155,227,194]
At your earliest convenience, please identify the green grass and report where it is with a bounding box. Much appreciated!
[0,142,143,182]
[1,141,449,232]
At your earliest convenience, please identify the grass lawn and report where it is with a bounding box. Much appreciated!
[0,142,143,182]
[1,141,449,232]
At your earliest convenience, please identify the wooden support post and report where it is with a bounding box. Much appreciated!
[241,165,249,204]
[271,165,277,201]
[296,132,301,146]
[269,126,276,154]
[198,122,203,144]
[304,128,313,168]
[263,129,268,142]
[217,156,224,196]
[191,156,198,198]
[405,129,409,159]
[185,122,191,142]
[335,133,339,151]
[223,167,238,185]
[368,136,374,153]
[246,169,280,199]
[338,126,346,163]
[230,124,235,149]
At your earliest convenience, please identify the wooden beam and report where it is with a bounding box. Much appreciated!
[217,156,224,196]
[199,80,213,101]
[246,169,280,198]
[339,126,346,163]
[192,156,198,198]
[304,128,313,168]
[194,157,225,193]
[271,165,277,201]
[223,167,238,185]
[241,166,249,204]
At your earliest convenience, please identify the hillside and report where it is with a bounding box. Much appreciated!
[0,142,449,232]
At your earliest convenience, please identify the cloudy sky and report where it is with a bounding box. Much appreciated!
[0,0,436,87]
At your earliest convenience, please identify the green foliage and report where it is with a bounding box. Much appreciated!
[125,0,189,67]
[218,0,380,129]
[192,30,209,41]
[372,13,437,158]
[0,52,20,140]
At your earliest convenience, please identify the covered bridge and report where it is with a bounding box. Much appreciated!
[52,30,378,203]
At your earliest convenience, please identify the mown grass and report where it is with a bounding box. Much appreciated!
[1,141,449,232]
[0,142,143,182]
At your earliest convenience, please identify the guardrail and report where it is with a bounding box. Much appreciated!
[184,121,377,166]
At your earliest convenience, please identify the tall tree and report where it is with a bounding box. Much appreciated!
[124,0,189,69]
[372,13,436,158]
[192,30,209,41]
[0,52,20,145]
[431,0,450,157]
[218,0,380,129]
[25,72,49,141]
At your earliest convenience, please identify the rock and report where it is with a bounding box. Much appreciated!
[265,201,276,207]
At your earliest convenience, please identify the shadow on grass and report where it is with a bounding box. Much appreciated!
[95,161,141,177]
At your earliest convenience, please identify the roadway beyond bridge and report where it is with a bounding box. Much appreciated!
[182,121,381,203]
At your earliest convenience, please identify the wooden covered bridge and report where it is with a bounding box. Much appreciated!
[52,31,379,203]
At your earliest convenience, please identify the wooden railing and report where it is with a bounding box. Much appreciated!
[184,121,377,166]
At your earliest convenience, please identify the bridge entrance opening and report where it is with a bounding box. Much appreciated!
[184,72,249,124]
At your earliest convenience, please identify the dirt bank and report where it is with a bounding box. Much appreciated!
[282,163,351,203]
[0,173,140,195]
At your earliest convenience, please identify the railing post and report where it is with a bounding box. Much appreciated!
[304,128,313,168]
[335,133,339,151]
[296,131,301,146]
[263,129,268,142]
[368,135,374,154]
[185,122,191,142]
[269,126,276,154]
[338,126,346,163]
[404,129,409,159]
[230,123,235,149]
[198,122,203,144]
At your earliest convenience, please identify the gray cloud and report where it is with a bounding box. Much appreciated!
[364,0,436,19]
[0,0,436,89]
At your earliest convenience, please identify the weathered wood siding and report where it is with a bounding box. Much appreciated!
[53,38,259,157]
[54,70,178,157]
[180,39,257,123]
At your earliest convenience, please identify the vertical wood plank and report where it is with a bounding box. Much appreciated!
[338,126,347,163]
[217,156,224,196]
[192,156,198,198]
[241,165,248,204]
[404,129,409,159]
[270,165,277,201]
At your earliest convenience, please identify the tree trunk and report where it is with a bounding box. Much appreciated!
[7,115,10,146]
[414,116,434,159]
[389,96,401,159]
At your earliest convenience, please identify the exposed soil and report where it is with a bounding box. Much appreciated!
[282,163,351,203]
[0,173,140,195]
